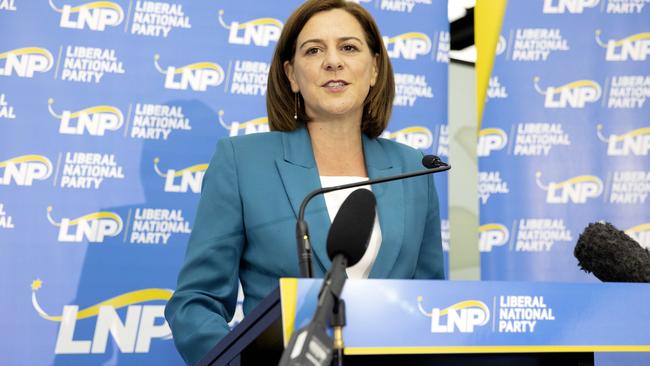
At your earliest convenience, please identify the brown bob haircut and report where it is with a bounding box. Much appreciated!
[266,0,394,138]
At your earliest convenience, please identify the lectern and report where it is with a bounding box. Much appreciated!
[197,279,650,366]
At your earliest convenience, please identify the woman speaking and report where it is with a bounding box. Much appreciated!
[165,0,445,364]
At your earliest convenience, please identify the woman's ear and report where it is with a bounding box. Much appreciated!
[370,54,378,87]
[284,60,300,92]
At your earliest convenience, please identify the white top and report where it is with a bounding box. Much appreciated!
[319,176,382,279]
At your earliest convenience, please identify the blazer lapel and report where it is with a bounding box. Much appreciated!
[363,136,405,279]
[275,128,331,276]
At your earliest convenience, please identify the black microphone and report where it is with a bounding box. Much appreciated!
[296,154,450,277]
[280,189,376,366]
[574,222,650,283]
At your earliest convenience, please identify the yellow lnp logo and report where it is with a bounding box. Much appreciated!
[383,32,432,60]
[154,54,224,91]
[31,279,173,354]
[477,128,508,157]
[0,155,52,186]
[536,172,603,204]
[595,30,650,61]
[218,10,282,46]
[218,110,269,136]
[597,124,650,156]
[47,206,123,242]
[625,223,650,249]
[418,297,489,333]
[49,0,124,30]
[154,157,207,193]
[534,76,601,108]
[479,223,509,252]
[385,126,433,150]
[48,98,124,136]
[0,47,54,77]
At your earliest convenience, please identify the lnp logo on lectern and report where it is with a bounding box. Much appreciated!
[596,30,650,61]
[597,124,650,156]
[218,110,269,137]
[154,158,207,193]
[383,32,432,60]
[418,297,490,333]
[31,279,172,354]
[218,10,282,47]
[154,54,224,91]
[49,0,124,31]
[536,172,603,204]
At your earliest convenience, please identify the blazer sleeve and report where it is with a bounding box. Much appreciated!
[413,171,446,280]
[165,138,244,366]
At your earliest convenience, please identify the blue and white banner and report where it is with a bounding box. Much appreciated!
[479,0,649,281]
[0,1,448,365]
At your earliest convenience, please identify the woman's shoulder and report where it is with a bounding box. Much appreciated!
[375,137,425,166]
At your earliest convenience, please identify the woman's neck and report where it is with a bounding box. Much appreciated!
[307,119,367,177]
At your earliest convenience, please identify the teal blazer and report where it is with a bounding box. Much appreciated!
[165,127,444,365]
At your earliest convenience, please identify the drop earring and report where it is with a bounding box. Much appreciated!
[293,92,298,120]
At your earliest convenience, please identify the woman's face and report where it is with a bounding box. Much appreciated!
[284,9,378,123]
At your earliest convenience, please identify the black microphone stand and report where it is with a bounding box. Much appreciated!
[296,157,450,277]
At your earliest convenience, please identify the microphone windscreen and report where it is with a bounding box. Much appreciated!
[574,222,650,283]
[422,155,444,169]
[326,188,376,267]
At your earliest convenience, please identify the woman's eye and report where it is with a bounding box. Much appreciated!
[305,47,320,55]
[341,44,359,52]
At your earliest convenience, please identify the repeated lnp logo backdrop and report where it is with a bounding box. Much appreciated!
[0,1,448,365]
[479,0,649,286]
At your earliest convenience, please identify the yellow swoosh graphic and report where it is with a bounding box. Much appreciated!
[551,175,601,189]
[67,1,123,14]
[174,62,223,74]
[479,128,506,137]
[388,126,432,138]
[0,155,51,168]
[173,164,208,177]
[66,105,123,120]
[480,223,507,233]
[548,80,599,93]
[239,18,282,29]
[438,300,489,316]
[610,127,650,142]
[626,223,650,234]
[238,117,269,128]
[0,47,53,61]
[66,211,121,226]
[386,32,430,43]
[611,32,650,46]
[36,288,173,322]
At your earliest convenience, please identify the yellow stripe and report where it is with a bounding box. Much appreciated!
[476,0,508,128]
[612,32,650,46]
[41,288,173,322]
[0,155,51,168]
[280,278,299,346]
[175,62,223,74]
[610,127,650,142]
[67,211,121,226]
[239,117,269,128]
[345,345,650,355]
[68,1,122,13]
[386,32,429,43]
[173,164,208,177]
[388,126,431,137]
[438,300,488,316]
[67,105,122,119]
[0,47,52,60]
